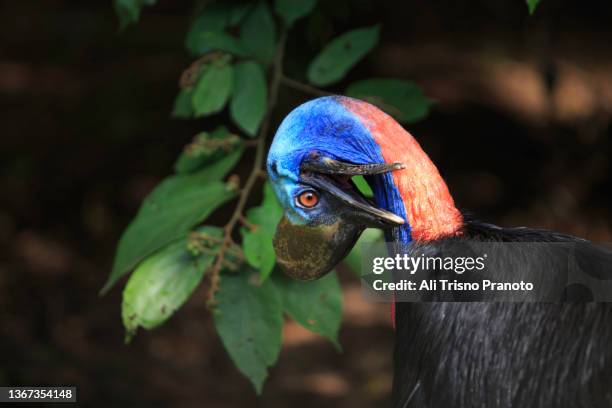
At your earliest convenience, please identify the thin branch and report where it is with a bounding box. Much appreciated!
[205,29,288,307]
[280,75,333,97]
[243,139,259,147]
[239,215,258,231]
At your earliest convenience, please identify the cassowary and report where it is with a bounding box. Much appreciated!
[266,96,612,407]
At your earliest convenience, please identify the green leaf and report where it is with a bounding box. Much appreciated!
[188,31,251,57]
[192,58,234,117]
[274,271,342,348]
[102,150,243,294]
[185,2,251,55]
[114,0,156,30]
[190,60,233,117]
[227,3,253,26]
[122,228,221,340]
[343,228,383,276]
[246,183,284,235]
[241,183,283,281]
[274,0,317,27]
[307,25,379,87]
[230,62,268,137]
[242,233,275,280]
[240,1,276,63]
[214,270,283,393]
[172,89,194,119]
[346,78,432,123]
[526,0,540,14]
[352,175,373,198]
[174,127,242,174]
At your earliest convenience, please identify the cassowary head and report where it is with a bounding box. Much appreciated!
[267,96,462,280]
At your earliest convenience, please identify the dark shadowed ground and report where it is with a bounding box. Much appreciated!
[1,0,611,406]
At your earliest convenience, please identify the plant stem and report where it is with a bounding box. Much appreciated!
[280,75,332,97]
[206,29,288,306]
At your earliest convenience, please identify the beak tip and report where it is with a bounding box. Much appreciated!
[392,215,406,225]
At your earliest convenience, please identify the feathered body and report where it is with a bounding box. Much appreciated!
[394,220,612,408]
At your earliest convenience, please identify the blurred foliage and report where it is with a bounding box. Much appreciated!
[308,25,379,86]
[346,79,433,123]
[114,0,157,29]
[527,0,541,15]
[106,0,438,393]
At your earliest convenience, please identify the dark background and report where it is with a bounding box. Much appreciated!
[1,0,611,406]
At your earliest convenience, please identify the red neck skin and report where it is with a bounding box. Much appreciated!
[341,98,464,241]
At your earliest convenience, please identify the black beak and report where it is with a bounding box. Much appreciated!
[273,153,405,280]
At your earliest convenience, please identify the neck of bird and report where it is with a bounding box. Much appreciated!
[342,99,464,243]
[382,133,464,243]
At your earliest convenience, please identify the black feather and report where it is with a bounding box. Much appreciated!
[393,219,612,408]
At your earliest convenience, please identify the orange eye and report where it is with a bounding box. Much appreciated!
[297,190,319,208]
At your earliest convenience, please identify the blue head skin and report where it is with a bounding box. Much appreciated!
[267,96,409,280]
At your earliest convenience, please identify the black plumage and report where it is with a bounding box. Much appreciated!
[393,219,612,408]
